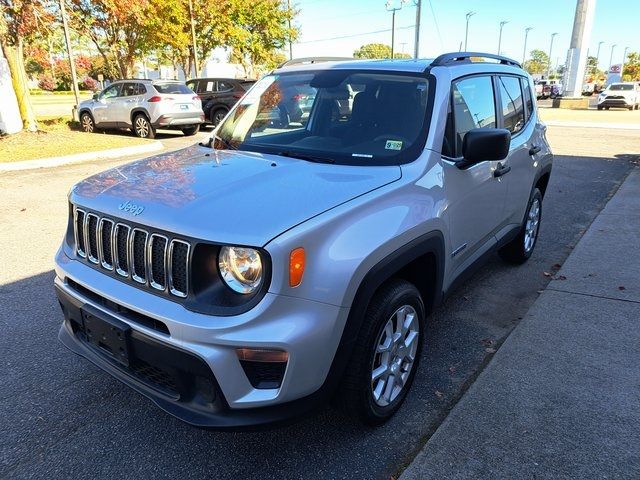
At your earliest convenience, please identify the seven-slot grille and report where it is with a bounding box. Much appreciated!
[73,207,190,298]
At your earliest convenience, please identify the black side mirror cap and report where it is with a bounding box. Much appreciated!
[458,128,511,169]
[92,93,99,100]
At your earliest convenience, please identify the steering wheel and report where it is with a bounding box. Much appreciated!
[373,134,411,145]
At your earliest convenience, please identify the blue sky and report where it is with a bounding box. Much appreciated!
[291,0,639,69]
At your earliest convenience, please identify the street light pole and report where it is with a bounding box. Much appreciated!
[595,40,604,73]
[287,0,293,60]
[188,0,199,78]
[385,0,407,59]
[522,27,533,64]
[621,46,630,80]
[547,32,558,78]
[59,0,80,116]
[497,20,508,55]
[608,44,617,73]
[464,11,476,51]
[413,0,422,59]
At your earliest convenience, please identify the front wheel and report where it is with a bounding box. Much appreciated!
[80,112,95,133]
[181,125,200,136]
[335,279,425,425]
[499,188,543,264]
[133,114,155,139]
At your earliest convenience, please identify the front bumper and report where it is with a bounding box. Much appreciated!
[55,249,349,428]
[597,97,633,108]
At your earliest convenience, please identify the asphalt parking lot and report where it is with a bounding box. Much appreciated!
[1,125,638,479]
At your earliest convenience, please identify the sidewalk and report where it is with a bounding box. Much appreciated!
[401,169,640,479]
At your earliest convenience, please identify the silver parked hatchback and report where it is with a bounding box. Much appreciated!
[56,53,553,428]
[78,79,204,138]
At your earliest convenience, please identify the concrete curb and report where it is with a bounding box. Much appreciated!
[0,141,163,172]
[544,120,640,130]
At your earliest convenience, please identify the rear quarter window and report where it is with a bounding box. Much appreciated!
[498,76,525,134]
[154,83,193,94]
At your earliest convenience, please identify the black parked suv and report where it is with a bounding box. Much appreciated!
[186,78,256,127]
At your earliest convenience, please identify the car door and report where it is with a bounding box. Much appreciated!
[442,75,508,273]
[114,82,141,126]
[93,83,121,125]
[497,75,540,225]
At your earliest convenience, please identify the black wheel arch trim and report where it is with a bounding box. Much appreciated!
[130,108,151,126]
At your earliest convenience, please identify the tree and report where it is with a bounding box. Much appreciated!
[523,49,549,75]
[622,51,640,81]
[584,55,604,83]
[353,43,411,60]
[0,0,51,131]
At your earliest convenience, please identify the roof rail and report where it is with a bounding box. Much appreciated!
[431,52,521,68]
[279,57,354,68]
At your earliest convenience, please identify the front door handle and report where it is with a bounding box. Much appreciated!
[529,145,541,155]
[494,162,511,178]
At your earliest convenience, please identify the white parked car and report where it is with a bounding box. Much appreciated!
[597,82,640,110]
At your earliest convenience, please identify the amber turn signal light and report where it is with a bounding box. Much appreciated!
[289,247,305,287]
[236,348,289,363]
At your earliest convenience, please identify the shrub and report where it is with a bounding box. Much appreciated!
[82,76,99,91]
[38,74,56,91]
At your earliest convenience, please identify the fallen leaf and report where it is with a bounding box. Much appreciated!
[556,275,567,281]
[543,271,552,277]
[481,338,494,347]
[485,347,497,354]
[553,263,562,269]
[435,390,444,399]
[20,208,26,212]
[618,286,626,291]
[448,366,456,374]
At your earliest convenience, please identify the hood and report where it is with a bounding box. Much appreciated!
[70,145,401,246]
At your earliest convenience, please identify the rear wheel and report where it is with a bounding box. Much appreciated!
[597,106,603,111]
[80,112,95,133]
[335,279,425,425]
[133,114,155,139]
[211,107,228,127]
[181,125,200,136]
[499,188,543,264]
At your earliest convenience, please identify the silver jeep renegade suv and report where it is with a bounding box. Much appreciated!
[55,53,553,428]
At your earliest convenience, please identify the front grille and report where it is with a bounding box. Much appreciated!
[72,206,191,298]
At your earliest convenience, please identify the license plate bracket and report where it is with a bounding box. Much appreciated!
[81,309,131,367]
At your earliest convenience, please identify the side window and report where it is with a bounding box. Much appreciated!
[186,80,199,93]
[446,76,496,157]
[202,80,216,93]
[135,83,147,96]
[100,84,120,100]
[218,81,234,92]
[498,76,525,134]
[521,77,534,121]
[121,83,137,97]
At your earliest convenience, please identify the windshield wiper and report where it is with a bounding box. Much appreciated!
[200,133,236,150]
[276,150,335,164]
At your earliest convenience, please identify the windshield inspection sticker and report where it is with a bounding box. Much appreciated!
[385,140,403,151]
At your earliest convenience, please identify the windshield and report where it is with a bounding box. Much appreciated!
[608,84,633,91]
[213,70,431,165]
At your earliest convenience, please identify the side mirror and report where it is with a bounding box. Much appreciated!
[92,93,99,100]
[459,128,511,168]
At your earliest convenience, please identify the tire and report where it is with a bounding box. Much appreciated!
[605,107,610,110]
[133,114,155,139]
[80,112,95,133]
[335,279,425,425]
[628,106,634,111]
[597,106,603,111]
[181,125,200,136]
[210,107,228,126]
[499,188,543,265]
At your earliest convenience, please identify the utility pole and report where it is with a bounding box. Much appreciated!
[562,0,596,98]
[497,20,508,55]
[59,0,80,118]
[464,11,475,51]
[287,0,293,60]
[522,27,533,64]
[413,0,422,59]
[547,32,558,78]
[188,0,199,78]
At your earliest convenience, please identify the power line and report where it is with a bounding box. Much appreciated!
[428,0,444,50]
[298,25,414,44]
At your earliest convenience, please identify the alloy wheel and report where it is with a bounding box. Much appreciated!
[371,305,420,407]
[524,198,541,253]
[135,117,150,138]
[81,115,94,133]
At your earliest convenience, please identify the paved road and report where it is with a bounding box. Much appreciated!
[1,126,637,479]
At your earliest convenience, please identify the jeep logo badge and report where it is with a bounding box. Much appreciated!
[118,200,145,216]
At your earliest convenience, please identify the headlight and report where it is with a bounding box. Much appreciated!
[219,246,263,294]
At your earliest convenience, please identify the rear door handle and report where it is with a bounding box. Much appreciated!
[494,162,511,178]
[529,145,541,155]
